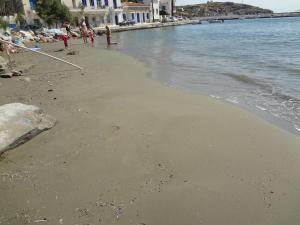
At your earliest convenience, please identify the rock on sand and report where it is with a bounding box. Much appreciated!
[0,103,56,154]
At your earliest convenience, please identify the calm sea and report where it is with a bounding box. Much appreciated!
[101,17,300,134]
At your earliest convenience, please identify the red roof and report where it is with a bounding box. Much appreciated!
[122,2,149,7]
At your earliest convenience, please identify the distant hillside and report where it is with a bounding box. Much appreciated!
[176,1,273,17]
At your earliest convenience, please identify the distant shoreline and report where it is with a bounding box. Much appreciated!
[94,13,300,34]
[94,20,199,34]
[195,12,300,21]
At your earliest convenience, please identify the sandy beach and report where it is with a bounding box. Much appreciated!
[1,40,300,225]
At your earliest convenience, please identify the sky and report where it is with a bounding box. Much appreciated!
[176,0,300,13]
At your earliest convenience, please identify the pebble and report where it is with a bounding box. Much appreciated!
[67,50,79,55]
[34,218,47,223]
[12,70,22,76]
[0,73,13,78]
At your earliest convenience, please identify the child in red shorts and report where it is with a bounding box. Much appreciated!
[60,34,70,49]
[89,29,95,47]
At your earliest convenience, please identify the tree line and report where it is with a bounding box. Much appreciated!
[0,0,23,16]
[0,0,74,27]
[36,0,73,26]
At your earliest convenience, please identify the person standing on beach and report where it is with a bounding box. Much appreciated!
[105,25,112,46]
[61,34,69,49]
[89,29,95,47]
[65,22,72,37]
[80,17,88,44]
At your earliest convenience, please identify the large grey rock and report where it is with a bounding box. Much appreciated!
[0,103,56,154]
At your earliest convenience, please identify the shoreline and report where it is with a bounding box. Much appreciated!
[93,13,300,34]
[1,41,300,224]
[94,20,199,34]
[195,12,300,22]
[96,35,300,136]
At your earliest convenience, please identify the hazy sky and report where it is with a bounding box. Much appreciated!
[176,0,300,13]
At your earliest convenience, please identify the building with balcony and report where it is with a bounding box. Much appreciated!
[20,0,123,27]
[63,0,124,27]
[141,0,160,21]
[122,2,151,23]
[19,0,178,27]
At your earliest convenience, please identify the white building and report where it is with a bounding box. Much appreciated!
[142,0,160,22]
[141,0,175,21]
[22,0,40,25]
[122,2,151,23]
[160,0,175,16]
[63,0,124,27]
[20,0,123,27]
[18,0,175,27]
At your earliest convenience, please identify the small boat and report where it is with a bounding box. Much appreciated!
[198,20,202,24]
[208,19,224,23]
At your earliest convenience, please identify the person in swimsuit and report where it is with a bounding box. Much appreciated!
[105,25,111,46]
[80,17,88,44]
[61,34,69,49]
[65,22,72,37]
[89,29,95,47]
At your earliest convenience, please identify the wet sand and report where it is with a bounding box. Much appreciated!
[1,40,300,225]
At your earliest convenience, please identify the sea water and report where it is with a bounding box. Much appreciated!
[109,17,300,134]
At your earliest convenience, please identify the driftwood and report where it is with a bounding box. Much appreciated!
[0,39,83,70]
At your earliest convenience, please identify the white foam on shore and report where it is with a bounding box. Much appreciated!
[295,125,300,132]
[225,98,239,104]
[256,105,267,111]
[271,112,279,118]
[210,95,221,99]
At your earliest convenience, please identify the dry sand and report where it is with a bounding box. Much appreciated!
[0,40,300,225]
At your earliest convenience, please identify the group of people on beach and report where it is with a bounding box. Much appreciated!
[60,17,112,49]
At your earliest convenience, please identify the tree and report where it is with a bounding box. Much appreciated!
[36,0,59,26]
[0,0,23,16]
[0,17,8,30]
[36,0,73,27]
[16,13,26,27]
[78,2,85,18]
[57,3,73,24]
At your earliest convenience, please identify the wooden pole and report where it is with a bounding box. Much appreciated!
[0,39,83,70]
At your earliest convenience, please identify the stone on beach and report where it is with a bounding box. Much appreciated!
[0,72,13,78]
[0,56,31,78]
[0,56,13,78]
[67,50,79,55]
[11,70,23,76]
[0,56,10,78]
[0,103,56,154]
[0,70,22,78]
